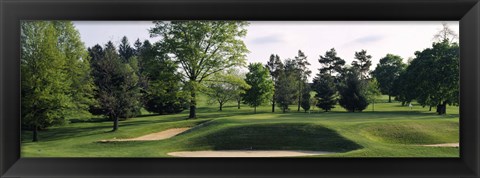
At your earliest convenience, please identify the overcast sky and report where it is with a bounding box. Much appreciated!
[73,21,459,82]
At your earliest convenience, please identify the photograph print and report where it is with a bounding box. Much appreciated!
[20,21,459,157]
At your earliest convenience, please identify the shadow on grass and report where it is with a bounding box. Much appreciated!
[185,123,363,153]
[272,110,458,118]
[22,125,112,143]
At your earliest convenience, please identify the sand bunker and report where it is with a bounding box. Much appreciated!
[167,150,335,157]
[421,143,459,147]
[99,128,190,142]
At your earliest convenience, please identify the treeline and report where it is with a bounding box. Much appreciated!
[21,21,250,141]
[240,24,459,115]
[241,49,381,114]
[21,21,458,142]
[243,24,460,114]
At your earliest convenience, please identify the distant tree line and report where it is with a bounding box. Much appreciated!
[243,23,458,115]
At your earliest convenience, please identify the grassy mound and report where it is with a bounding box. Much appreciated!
[186,123,362,152]
[361,120,458,144]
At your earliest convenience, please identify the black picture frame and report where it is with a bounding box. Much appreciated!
[1,0,479,177]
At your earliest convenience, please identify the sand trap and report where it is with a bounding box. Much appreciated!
[421,143,459,147]
[99,128,190,142]
[167,150,335,157]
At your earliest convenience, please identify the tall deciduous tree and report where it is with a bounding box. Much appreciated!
[265,54,283,112]
[243,63,274,113]
[53,21,95,118]
[204,69,250,111]
[371,54,406,102]
[402,40,459,114]
[434,22,458,44]
[21,21,73,142]
[149,21,248,119]
[141,42,188,115]
[365,78,382,112]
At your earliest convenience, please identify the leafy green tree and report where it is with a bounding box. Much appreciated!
[338,68,369,112]
[90,42,141,131]
[232,70,249,109]
[53,21,96,118]
[21,21,74,142]
[294,50,311,111]
[265,54,283,112]
[403,40,459,114]
[204,69,250,111]
[371,54,406,102]
[352,50,372,80]
[365,78,382,112]
[150,21,249,119]
[21,21,94,142]
[392,68,415,106]
[243,63,274,113]
[135,40,187,115]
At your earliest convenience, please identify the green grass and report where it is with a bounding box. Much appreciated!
[21,95,459,157]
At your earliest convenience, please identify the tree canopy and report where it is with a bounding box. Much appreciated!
[243,63,274,113]
[149,21,249,118]
[371,54,406,102]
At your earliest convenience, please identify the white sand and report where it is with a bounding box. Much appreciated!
[99,128,190,142]
[421,143,459,147]
[167,150,335,157]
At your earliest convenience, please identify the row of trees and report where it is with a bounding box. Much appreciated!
[21,21,458,142]
[21,21,94,141]
[240,24,458,115]
[21,21,251,141]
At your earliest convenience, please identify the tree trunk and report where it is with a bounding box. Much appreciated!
[237,100,241,109]
[429,106,432,111]
[254,107,256,113]
[219,103,223,111]
[436,101,447,115]
[32,125,38,142]
[189,91,196,119]
[112,116,119,132]
[297,82,301,112]
[388,95,391,103]
[297,99,301,112]
[272,100,275,112]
